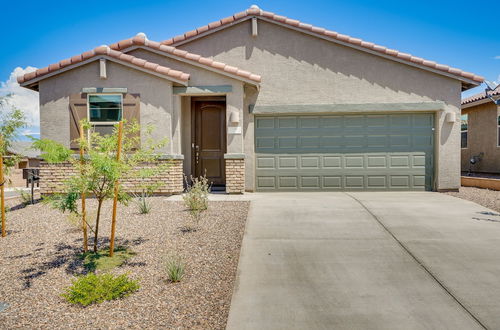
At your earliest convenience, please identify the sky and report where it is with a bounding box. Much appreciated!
[1,0,499,137]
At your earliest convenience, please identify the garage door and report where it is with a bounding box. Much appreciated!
[255,113,434,191]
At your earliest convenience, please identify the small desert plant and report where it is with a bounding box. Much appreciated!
[62,273,139,306]
[183,175,210,225]
[165,255,185,283]
[132,189,152,214]
[17,189,32,206]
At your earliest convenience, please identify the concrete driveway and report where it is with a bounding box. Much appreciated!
[227,192,500,330]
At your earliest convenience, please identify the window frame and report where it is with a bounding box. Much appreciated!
[87,93,123,125]
[461,113,468,149]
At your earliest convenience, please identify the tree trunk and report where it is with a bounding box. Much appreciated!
[93,199,103,253]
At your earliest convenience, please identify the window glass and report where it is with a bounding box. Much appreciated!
[461,114,468,148]
[89,94,122,122]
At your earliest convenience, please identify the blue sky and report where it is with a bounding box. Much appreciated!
[1,0,499,136]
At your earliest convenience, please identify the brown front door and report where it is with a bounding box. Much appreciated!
[193,100,226,186]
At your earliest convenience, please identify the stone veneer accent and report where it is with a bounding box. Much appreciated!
[225,158,245,194]
[39,159,183,195]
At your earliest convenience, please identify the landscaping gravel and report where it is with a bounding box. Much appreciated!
[0,198,249,329]
[444,187,500,213]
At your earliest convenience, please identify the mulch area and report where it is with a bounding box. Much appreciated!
[0,197,249,329]
[444,187,500,213]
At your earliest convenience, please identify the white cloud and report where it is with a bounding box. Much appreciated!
[0,67,40,136]
[495,56,500,60]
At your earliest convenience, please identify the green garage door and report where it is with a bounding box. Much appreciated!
[255,113,434,191]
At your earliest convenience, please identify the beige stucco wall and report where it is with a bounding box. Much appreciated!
[38,60,174,154]
[178,19,464,191]
[127,48,246,167]
[461,102,500,173]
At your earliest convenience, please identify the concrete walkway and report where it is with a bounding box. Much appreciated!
[226,192,500,330]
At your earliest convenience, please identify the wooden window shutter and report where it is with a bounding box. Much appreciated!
[122,93,140,125]
[69,93,88,150]
[122,93,141,146]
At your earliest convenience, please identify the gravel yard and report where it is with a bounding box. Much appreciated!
[444,187,500,213]
[0,198,249,329]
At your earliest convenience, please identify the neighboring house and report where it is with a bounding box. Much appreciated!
[461,88,500,174]
[5,141,40,187]
[17,5,483,193]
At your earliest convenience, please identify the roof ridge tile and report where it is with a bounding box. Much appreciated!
[17,46,190,85]
[158,6,483,84]
[462,88,500,105]
[109,34,261,83]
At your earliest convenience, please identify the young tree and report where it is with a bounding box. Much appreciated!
[33,120,168,252]
[0,96,27,237]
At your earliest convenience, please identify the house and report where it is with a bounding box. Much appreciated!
[5,141,40,187]
[461,88,500,174]
[17,5,483,193]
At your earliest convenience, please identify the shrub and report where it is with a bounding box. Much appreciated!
[165,255,185,283]
[62,273,139,306]
[183,175,210,225]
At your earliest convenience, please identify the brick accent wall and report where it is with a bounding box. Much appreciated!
[39,159,184,195]
[225,158,245,194]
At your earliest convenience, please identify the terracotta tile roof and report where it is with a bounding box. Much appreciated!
[109,34,261,83]
[161,5,483,85]
[462,87,500,105]
[17,45,190,85]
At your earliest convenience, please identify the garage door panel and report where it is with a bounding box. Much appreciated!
[345,176,364,189]
[367,156,387,168]
[321,116,343,128]
[390,135,411,147]
[255,137,275,149]
[299,136,320,148]
[390,155,410,168]
[301,176,320,189]
[278,117,297,128]
[255,113,434,191]
[257,176,276,189]
[367,176,387,188]
[278,156,298,169]
[413,175,426,187]
[367,135,388,147]
[345,156,364,168]
[412,155,426,167]
[299,117,320,128]
[255,117,275,129]
[324,156,342,168]
[279,176,298,189]
[390,114,412,127]
[256,157,275,169]
[278,137,297,149]
[301,156,320,169]
[323,176,342,189]
[390,175,410,188]
[321,136,343,149]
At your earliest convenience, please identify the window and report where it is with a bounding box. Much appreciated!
[88,94,122,135]
[461,114,468,148]
[88,94,122,123]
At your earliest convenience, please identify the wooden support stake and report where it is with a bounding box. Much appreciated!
[0,135,5,238]
[79,123,88,252]
[109,121,123,257]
